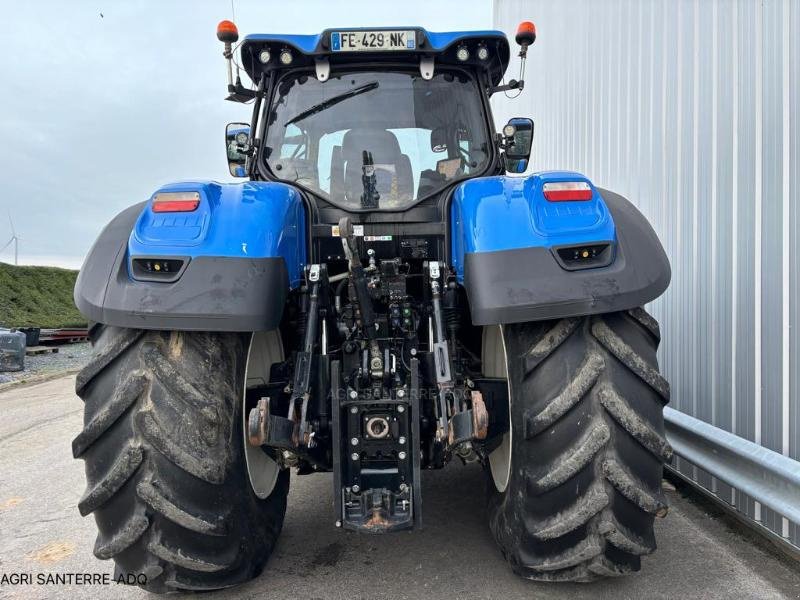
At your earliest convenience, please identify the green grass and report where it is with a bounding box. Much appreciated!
[0,263,87,328]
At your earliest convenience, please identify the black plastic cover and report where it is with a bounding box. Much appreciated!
[74,203,289,331]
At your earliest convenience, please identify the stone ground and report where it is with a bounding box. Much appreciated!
[0,342,90,387]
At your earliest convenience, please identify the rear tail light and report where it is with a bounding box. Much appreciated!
[542,181,592,202]
[152,192,200,213]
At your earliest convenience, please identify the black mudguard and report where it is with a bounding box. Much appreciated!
[74,203,288,331]
[463,189,670,325]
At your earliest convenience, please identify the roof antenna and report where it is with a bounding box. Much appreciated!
[226,0,243,87]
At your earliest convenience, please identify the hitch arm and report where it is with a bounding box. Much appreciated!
[429,262,453,441]
[290,264,326,444]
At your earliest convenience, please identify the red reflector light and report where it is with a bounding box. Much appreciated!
[152,192,200,213]
[542,182,592,202]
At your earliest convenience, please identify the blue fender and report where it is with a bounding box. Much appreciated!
[129,181,306,286]
[450,171,670,325]
[75,181,307,331]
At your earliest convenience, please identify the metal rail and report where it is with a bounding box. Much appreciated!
[664,407,800,525]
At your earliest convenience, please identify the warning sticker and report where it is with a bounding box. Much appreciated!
[332,224,364,237]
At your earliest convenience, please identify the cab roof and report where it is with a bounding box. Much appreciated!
[239,27,511,86]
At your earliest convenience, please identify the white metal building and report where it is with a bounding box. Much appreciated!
[492,0,799,548]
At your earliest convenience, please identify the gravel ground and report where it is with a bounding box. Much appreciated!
[0,343,90,386]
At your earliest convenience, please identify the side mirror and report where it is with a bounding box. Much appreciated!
[502,117,534,174]
[226,122,251,177]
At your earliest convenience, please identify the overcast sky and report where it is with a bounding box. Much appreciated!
[0,0,492,268]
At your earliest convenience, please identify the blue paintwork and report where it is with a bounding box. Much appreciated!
[129,181,307,287]
[450,171,616,280]
[243,32,323,54]
[424,30,505,51]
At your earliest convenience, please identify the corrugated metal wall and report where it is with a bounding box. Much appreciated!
[492,0,799,548]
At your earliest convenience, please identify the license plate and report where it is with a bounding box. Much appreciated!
[331,30,416,52]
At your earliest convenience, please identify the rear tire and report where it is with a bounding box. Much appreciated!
[73,325,289,592]
[485,309,671,581]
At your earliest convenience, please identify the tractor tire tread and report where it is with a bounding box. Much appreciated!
[74,325,288,593]
[487,310,669,582]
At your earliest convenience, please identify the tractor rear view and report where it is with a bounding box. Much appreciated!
[73,19,671,592]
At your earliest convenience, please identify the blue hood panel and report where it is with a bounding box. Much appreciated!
[450,171,616,280]
[130,180,307,287]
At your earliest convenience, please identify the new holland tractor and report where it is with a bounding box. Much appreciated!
[73,20,672,592]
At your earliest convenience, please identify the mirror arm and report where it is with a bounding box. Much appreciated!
[490,78,524,95]
[494,132,504,151]
[244,74,267,177]
[225,83,257,102]
[225,75,258,103]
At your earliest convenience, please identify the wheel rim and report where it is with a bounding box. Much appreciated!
[482,325,512,493]
[243,330,283,498]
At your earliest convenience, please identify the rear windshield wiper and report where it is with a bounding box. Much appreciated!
[284,81,379,127]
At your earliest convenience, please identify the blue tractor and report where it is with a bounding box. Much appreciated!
[73,19,671,591]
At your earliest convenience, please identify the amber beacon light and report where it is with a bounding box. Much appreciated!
[515,21,536,57]
[216,20,239,88]
[216,20,239,43]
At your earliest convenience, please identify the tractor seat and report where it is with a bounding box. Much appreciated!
[330,128,414,207]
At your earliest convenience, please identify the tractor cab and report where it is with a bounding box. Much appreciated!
[219,25,535,214]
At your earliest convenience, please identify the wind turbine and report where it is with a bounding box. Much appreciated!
[1,213,19,265]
